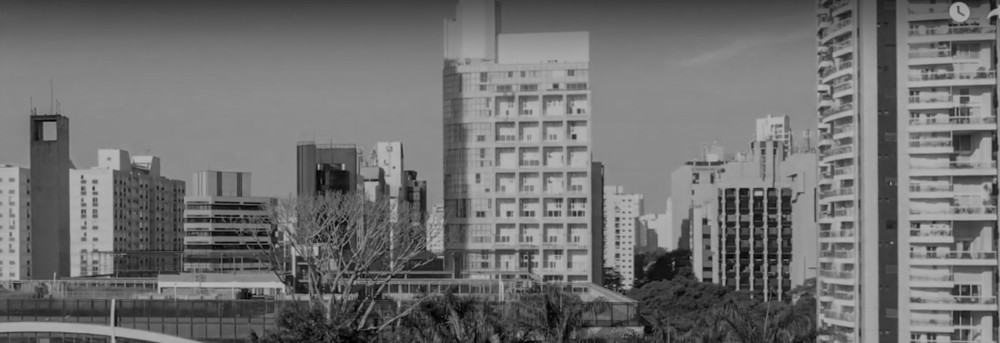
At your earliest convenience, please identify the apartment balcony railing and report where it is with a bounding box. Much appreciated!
[910,206,997,216]
[909,139,952,148]
[909,319,952,327]
[832,82,853,93]
[823,310,856,322]
[909,274,954,282]
[829,0,849,12]
[820,270,854,279]
[822,145,854,158]
[831,40,853,54]
[909,116,997,126]
[820,251,856,259]
[909,95,952,104]
[820,103,853,121]
[909,25,997,37]
[834,167,854,177]
[909,229,953,237]
[907,6,950,15]
[909,70,997,82]
[910,251,998,260]
[909,295,998,305]
[828,18,853,34]
[832,292,855,301]
[820,230,855,238]
[909,184,952,192]
[822,61,855,78]
[910,161,997,170]
[908,49,951,59]
[820,188,854,199]
[833,124,854,135]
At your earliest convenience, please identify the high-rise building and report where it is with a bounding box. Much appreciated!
[296,142,361,197]
[703,141,818,301]
[815,0,902,341]
[405,170,428,224]
[69,149,185,277]
[375,142,404,216]
[603,186,643,290]
[427,204,445,254]
[442,0,598,283]
[183,171,276,273]
[0,165,30,280]
[671,143,728,251]
[755,114,793,155]
[29,114,72,279]
[639,209,671,250]
[896,1,999,343]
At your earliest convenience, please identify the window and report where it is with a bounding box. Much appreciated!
[952,134,972,152]
[80,210,86,218]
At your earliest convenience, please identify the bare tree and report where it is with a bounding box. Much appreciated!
[245,191,439,338]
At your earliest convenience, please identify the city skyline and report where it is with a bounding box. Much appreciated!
[0,0,816,210]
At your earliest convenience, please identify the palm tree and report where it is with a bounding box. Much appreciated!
[515,285,611,343]
[397,292,525,343]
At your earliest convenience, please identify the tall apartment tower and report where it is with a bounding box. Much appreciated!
[602,186,643,290]
[816,0,901,341]
[183,171,276,273]
[69,149,185,277]
[29,114,72,279]
[443,0,597,282]
[670,143,728,251]
[755,114,793,156]
[0,165,31,280]
[898,1,1000,343]
[296,142,361,197]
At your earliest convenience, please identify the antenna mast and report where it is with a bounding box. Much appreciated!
[49,79,54,115]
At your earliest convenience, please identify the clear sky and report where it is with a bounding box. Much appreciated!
[0,0,816,213]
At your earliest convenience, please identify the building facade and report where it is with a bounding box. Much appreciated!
[602,186,643,289]
[895,1,1000,342]
[442,0,599,283]
[816,0,902,341]
[183,171,276,273]
[69,150,185,277]
[29,114,72,279]
[670,144,728,251]
[639,200,673,251]
[0,165,30,280]
[296,142,361,197]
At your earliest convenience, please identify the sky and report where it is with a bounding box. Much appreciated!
[0,0,816,213]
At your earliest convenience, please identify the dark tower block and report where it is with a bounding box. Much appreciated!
[29,114,72,279]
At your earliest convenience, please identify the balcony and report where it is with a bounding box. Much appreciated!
[820,229,855,239]
[909,70,996,87]
[818,96,834,109]
[908,139,952,154]
[910,251,998,266]
[910,295,998,311]
[831,39,853,57]
[821,18,853,42]
[909,227,954,243]
[819,187,854,200]
[822,60,854,80]
[820,102,854,122]
[908,184,953,199]
[909,116,997,133]
[907,49,951,60]
[910,206,998,221]
[822,145,854,161]
[910,161,997,177]
[833,166,854,179]
[908,95,953,110]
[820,250,856,259]
[909,274,954,283]
[831,82,853,97]
[908,25,997,40]
[822,310,856,324]
[832,124,854,137]
[829,0,849,13]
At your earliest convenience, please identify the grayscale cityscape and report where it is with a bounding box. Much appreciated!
[0,0,996,342]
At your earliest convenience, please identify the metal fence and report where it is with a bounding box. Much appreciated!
[0,298,641,343]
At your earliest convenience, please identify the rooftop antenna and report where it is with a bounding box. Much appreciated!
[49,79,54,115]
[29,97,35,116]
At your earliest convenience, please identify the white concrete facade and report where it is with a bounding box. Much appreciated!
[69,149,185,277]
[895,1,1000,342]
[603,186,643,289]
[443,0,598,283]
[0,166,30,280]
